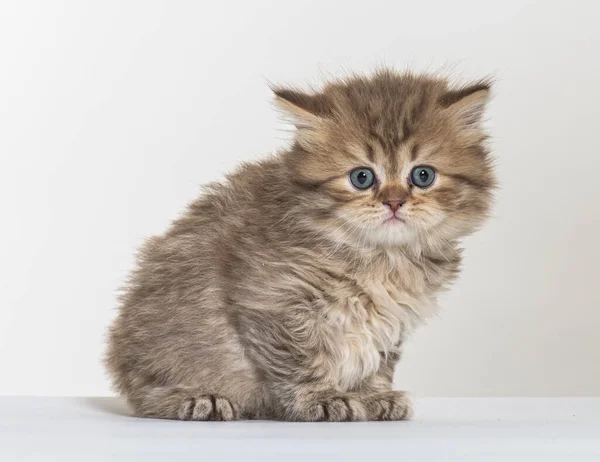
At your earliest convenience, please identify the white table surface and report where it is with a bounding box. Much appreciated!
[1,397,599,461]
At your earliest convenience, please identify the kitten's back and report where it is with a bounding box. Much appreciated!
[105,159,287,418]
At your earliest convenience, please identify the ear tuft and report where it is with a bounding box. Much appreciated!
[439,80,492,127]
[271,86,331,127]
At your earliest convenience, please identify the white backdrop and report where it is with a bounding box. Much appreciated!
[1,0,598,397]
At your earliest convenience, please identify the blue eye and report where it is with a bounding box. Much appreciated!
[410,166,436,188]
[349,168,376,189]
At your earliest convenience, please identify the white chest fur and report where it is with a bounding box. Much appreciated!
[330,277,438,392]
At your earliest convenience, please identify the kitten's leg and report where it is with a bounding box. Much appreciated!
[127,386,242,421]
[357,347,403,394]
[281,347,412,421]
[240,306,411,421]
[239,307,363,421]
[351,348,413,420]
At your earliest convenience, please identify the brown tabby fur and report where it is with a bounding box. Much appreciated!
[105,70,496,421]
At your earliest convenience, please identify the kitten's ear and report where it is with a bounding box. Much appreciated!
[439,80,492,128]
[272,87,331,128]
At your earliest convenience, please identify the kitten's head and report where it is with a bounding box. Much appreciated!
[276,70,496,248]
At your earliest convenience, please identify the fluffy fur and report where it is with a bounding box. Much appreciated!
[106,70,496,421]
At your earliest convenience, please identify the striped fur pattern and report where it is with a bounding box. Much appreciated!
[106,70,496,421]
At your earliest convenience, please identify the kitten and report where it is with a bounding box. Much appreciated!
[106,70,495,421]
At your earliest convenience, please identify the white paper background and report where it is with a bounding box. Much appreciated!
[1,0,598,396]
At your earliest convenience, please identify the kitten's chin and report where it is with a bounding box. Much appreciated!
[365,224,419,247]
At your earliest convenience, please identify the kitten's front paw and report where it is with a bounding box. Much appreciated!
[364,391,413,421]
[294,394,367,422]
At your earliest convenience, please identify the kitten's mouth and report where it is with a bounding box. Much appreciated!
[383,215,406,224]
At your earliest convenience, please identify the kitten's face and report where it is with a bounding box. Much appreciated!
[277,71,495,248]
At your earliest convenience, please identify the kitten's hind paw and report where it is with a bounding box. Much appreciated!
[132,387,240,421]
[179,394,237,421]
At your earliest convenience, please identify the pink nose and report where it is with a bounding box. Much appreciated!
[383,200,405,213]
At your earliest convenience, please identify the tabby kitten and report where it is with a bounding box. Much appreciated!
[106,70,495,421]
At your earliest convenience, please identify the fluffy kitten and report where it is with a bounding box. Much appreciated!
[106,70,495,421]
